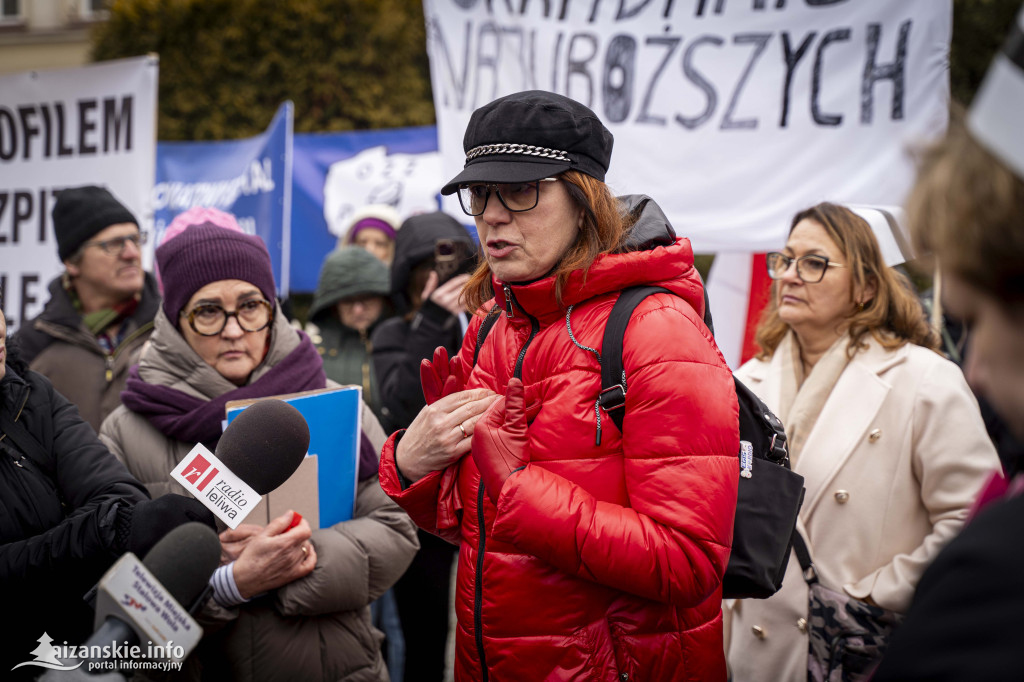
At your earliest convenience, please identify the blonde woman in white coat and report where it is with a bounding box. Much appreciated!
[724,202,1001,682]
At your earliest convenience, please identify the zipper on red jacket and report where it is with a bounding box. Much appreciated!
[502,284,515,319]
[501,284,539,379]
[474,482,489,680]
[473,284,538,680]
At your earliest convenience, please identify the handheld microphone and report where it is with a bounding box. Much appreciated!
[82,522,220,666]
[170,399,311,527]
[216,399,311,494]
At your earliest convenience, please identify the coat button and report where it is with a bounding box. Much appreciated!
[752,625,766,639]
[797,617,808,633]
[619,675,629,681]
[328,348,338,357]
[869,428,881,443]
[835,490,850,504]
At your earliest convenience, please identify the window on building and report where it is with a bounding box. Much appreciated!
[80,0,110,19]
[1,0,21,22]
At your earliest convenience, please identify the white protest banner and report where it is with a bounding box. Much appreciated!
[0,56,158,332]
[424,0,950,253]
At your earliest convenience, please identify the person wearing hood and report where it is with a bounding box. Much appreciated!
[370,210,476,682]
[372,211,477,435]
[378,90,739,681]
[308,245,404,681]
[308,246,393,422]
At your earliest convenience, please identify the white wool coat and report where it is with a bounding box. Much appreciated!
[725,336,1001,682]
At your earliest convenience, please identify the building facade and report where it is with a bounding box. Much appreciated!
[0,0,108,76]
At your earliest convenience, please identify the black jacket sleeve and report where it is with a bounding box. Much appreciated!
[871,493,1024,681]
[371,301,463,433]
[0,371,149,590]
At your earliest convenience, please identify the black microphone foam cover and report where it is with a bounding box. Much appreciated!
[215,398,311,494]
[142,522,221,609]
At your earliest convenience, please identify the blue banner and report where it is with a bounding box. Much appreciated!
[154,102,294,294]
[290,125,442,292]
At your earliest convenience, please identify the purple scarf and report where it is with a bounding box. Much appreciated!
[121,331,327,447]
[357,433,380,482]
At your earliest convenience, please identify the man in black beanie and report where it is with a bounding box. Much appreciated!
[14,185,160,432]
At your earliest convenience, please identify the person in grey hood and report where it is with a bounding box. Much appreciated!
[370,210,476,682]
[308,245,405,681]
[308,246,393,422]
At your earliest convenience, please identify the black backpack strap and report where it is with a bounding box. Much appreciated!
[791,530,817,584]
[699,270,715,337]
[598,286,671,433]
[472,304,502,367]
[734,376,790,465]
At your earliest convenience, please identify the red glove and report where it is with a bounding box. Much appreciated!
[420,346,466,405]
[472,378,529,504]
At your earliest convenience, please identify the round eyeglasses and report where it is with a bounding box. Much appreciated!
[765,252,845,284]
[183,299,274,336]
[457,178,559,217]
[81,232,148,256]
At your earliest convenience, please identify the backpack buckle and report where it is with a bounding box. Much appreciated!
[598,385,626,412]
[768,433,789,463]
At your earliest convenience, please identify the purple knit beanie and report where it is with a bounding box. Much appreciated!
[156,223,277,324]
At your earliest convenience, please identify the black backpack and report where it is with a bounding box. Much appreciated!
[474,285,805,599]
[597,286,804,599]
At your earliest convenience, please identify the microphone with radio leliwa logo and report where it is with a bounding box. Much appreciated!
[171,399,311,528]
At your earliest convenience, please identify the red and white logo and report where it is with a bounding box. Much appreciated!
[180,454,218,491]
[170,443,259,529]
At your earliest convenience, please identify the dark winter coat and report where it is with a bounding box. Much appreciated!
[14,273,160,431]
[380,196,740,681]
[371,213,474,433]
[309,247,392,421]
[871,483,1024,681]
[0,365,148,670]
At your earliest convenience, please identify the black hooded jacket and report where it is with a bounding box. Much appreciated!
[0,344,148,669]
[371,212,475,434]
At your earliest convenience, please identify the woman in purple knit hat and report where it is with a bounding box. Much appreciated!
[99,222,418,681]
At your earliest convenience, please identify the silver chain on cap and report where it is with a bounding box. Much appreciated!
[465,143,571,163]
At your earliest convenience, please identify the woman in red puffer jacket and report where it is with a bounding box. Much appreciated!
[379,90,739,682]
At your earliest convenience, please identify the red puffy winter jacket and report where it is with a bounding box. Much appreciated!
[380,211,739,681]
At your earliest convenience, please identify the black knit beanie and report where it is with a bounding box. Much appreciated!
[52,185,138,261]
[156,223,277,324]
